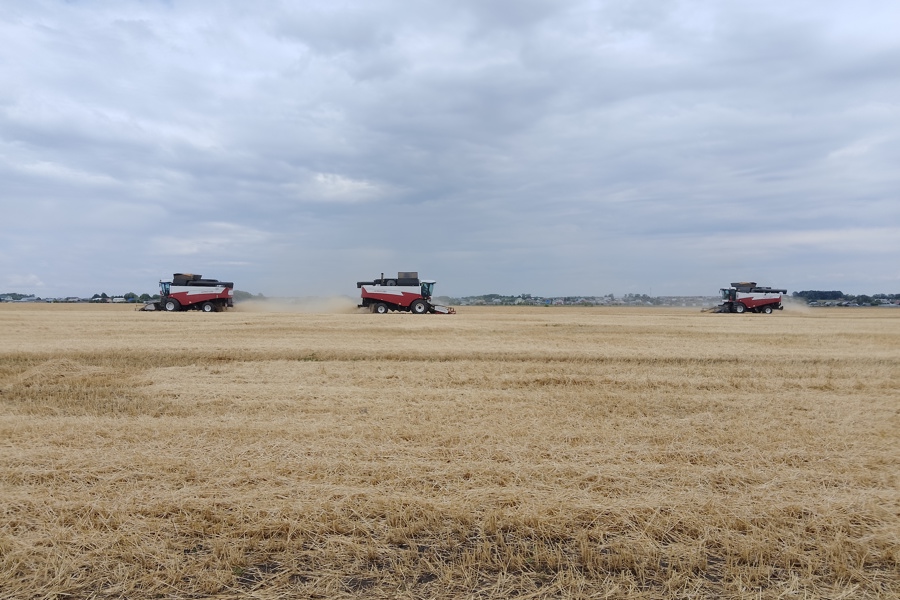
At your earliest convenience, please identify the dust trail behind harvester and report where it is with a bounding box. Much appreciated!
[782,295,813,314]
[234,296,360,314]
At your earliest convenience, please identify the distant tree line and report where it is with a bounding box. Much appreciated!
[90,292,158,302]
[0,292,34,301]
[2,290,257,302]
[86,291,261,302]
[793,291,899,304]
[793,290,844,300]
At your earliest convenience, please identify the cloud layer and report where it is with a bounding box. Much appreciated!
[2,0,898,297]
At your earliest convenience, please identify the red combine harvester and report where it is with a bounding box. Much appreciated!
[140,273,234,312]
[357,272,455,314]
[713,282,786,314]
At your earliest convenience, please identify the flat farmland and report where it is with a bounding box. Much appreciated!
[0,303,897,599]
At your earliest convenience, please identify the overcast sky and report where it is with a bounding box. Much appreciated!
[2,1,898,298]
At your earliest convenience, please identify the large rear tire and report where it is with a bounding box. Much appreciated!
[201,302,214,313]
[375,303,389,314]
[762,305,773,314]
[410,299,428,314]
[734,303,746,314]
[164,298,181,312]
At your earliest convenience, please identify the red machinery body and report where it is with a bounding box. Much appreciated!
[360,285,425,310]
[719,282,786,314]
[357,272,455,314]
[142,273,234,312]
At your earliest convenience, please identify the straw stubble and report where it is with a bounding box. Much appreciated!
[0,304,897,598]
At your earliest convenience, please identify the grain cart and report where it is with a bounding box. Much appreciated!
[712,282,786,314]
[140,273,234,312]
[357,272,455,314]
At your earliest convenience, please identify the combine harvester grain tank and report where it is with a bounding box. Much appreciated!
[357,272,455,314]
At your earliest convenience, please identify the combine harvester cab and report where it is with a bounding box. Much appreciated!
[713,282,787,314]
[140,273,234,312]
[357,272,455,314]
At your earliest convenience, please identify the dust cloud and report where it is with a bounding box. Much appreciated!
[782,296,813,314]
[233,296,360,314]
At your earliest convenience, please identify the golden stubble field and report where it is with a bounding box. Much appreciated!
[0,303,897,599]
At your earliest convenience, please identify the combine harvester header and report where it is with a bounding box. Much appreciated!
[357,272,455,314]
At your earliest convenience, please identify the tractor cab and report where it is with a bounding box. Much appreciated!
[420,280,436,299]
[159,281,171,297]
[720,288,736,302]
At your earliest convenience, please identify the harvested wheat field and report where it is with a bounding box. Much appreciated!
[0,303,897,599]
